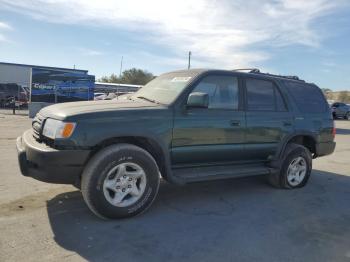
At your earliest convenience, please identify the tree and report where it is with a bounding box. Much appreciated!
[338,91,350,103]
[99,73,119,83]
[99,68,154,85]
[321,88,332,94]
[120,68,154,85]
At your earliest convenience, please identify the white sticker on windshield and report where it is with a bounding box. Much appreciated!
[171,77,192,82]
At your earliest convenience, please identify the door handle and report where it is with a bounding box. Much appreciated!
[283,121,292,126]
[230,120,240,126]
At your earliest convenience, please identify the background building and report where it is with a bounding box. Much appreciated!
[0,62,95,116]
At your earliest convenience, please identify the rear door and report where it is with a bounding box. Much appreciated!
[244,77,293,161]
[171,74,246,166]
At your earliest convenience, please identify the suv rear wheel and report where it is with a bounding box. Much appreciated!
[81,143,160,219]
[268,143,312,189]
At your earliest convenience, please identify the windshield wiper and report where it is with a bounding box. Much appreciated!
[136,96,160,104]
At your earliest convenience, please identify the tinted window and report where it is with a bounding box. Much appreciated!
[192,75,239,110]
[246,78,287,111]
[246,79,274,111]
[285,82,327,113]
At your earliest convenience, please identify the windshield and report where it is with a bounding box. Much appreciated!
[131,71,197,104]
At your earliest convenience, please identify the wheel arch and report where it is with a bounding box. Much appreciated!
[287,135,317,155]
[84,135,179,184]
[273,132,318,166]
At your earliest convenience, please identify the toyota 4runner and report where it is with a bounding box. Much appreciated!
[16,69,336,219]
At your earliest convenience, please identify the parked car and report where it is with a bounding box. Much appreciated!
[93,92,107,101]
[104,92,117,100]
[331,102,350,120]
[0,84,28,108]
[16,69,336,219]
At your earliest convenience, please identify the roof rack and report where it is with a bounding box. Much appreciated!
[232,68,304,82]
[232,68,260,73]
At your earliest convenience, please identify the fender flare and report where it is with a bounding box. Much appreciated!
[91,133,184,185]
[271,131,318,168]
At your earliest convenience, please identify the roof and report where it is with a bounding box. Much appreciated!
[0,61,88,74]
[166,68,306,83]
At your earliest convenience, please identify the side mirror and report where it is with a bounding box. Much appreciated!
[187,92,209,108]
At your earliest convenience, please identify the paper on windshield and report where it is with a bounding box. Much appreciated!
[171,77,192,82]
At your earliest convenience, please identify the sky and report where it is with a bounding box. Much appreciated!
[0,0,349,90]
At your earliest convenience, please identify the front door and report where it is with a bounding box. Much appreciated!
[171,74,246,166]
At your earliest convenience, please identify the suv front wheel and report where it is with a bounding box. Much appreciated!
[81,143,160,219]
[269,143,312,189]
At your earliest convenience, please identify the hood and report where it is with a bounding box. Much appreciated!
[39,98,161,120]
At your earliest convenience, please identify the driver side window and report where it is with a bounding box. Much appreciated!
[192,75,239,110]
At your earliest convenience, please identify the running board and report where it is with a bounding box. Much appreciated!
[172,164,272,184]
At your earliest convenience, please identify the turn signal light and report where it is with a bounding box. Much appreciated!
[61,123,76,138]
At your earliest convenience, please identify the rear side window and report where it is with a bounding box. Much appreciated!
[285,82,327,113]
[246,78,287,111]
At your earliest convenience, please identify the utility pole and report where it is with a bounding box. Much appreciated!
[188,51,191,70]
[119,56,123,77]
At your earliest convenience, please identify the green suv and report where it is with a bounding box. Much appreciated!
[16,69,336,219]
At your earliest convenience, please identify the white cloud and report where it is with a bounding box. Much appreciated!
[0,0,347,68]
[0,21,12,42]
[322,61,337,67]
[0,33,6,42]
[0,21,12,30]
[78,47,104,56]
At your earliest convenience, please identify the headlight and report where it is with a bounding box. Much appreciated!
[42,119,76,139]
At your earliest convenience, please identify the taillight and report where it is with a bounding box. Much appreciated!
[332,126,336,138]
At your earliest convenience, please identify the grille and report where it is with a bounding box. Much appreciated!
[32,114,44,140]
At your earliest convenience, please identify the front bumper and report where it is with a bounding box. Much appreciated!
[16,130,90,184]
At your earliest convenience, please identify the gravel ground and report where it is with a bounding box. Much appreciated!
[0,111,349,262]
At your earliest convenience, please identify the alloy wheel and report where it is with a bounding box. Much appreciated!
[286,156,307,186]
[103,162,147,207]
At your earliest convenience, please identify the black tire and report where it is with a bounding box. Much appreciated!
[72,182,81,190]
[268,143,312,189]
[81,143,160,219]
